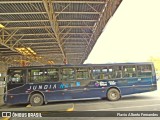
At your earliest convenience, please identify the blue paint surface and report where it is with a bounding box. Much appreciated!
[76,82,81,87]
[5,76,157,105]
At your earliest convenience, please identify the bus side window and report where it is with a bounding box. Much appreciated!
[108,67,113,79]
[44,69,59,82]
[8,69,25,84]
[76,68,91,80]
[101,68,109,79]
[114,66,122,78]
[11,73,21,83]
[76,68,92,86]
[123,65,136,78]
[29,69,44,83]
[61,68,75,81]
[92,69,101,79]
[137,65,152,77]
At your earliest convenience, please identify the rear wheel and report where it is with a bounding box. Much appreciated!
[30,93,44,106]
[107,88,120,101]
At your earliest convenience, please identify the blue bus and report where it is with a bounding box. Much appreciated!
[4,62,157,106]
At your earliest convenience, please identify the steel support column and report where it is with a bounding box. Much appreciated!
[43,0,67,63]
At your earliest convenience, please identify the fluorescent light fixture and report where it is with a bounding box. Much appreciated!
[48,60,54,64]
[0,24,5,28]
[26,47,36,55]
[14,60,29,62]
[15,47,36,56]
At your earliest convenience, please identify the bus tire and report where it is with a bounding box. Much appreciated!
[107,88,120,101]
[30,93,44,106]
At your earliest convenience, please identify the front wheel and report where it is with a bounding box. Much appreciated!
[30,93,44,106]
[107,88,120,101]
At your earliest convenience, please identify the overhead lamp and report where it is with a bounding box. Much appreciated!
[48,60,54,65]
[14,60,29,62]
[15,47,36,56]
[0,24,5,28]
[26,47,36,55]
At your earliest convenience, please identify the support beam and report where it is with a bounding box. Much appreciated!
[0,0,121,65]
[19,37,89,41]
[0,38,16,52]
[0,32,92,37]
[31,46,56,48]
[0,56,49,66]
[0,19,97,23]
[0,57,13,65]
[42,53,84,56]
[43,0,66,63]
[24,42,57,45]
[4,26,94,30]
[61,28,72,41]
[11,35,24,48]
[1,29,4,42]
[4,29,19,44]
[21,37,89,41]
[0,1,105,4]
[18,38,55,41]
[0,32,53,65]
[37,51,61,54]
[0,12,47,15]
[0,11,100,15]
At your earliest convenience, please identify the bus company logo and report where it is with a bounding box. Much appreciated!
[60,83,71,88]
[28,84,57,90]
[95,81,100,87]
[76,82,81,87]
[108,81,116,85]
[95,81,107,87]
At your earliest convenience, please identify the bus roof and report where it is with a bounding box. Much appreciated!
[8,62,154,69]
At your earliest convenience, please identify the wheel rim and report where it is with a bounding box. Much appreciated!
[111,92,117,98]
[109,91,118,100]
[33,96,41,104]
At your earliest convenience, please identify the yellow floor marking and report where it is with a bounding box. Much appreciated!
[1,117,10,120]
[66,104,74,111]
[26,104,32,108]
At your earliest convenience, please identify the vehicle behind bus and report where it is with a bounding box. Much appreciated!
[4,62,157,106]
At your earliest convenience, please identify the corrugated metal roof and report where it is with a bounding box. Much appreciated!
[0,0,122,66]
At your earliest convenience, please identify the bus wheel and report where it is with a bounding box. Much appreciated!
[107,88,120,101]
[30,93,44,106]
